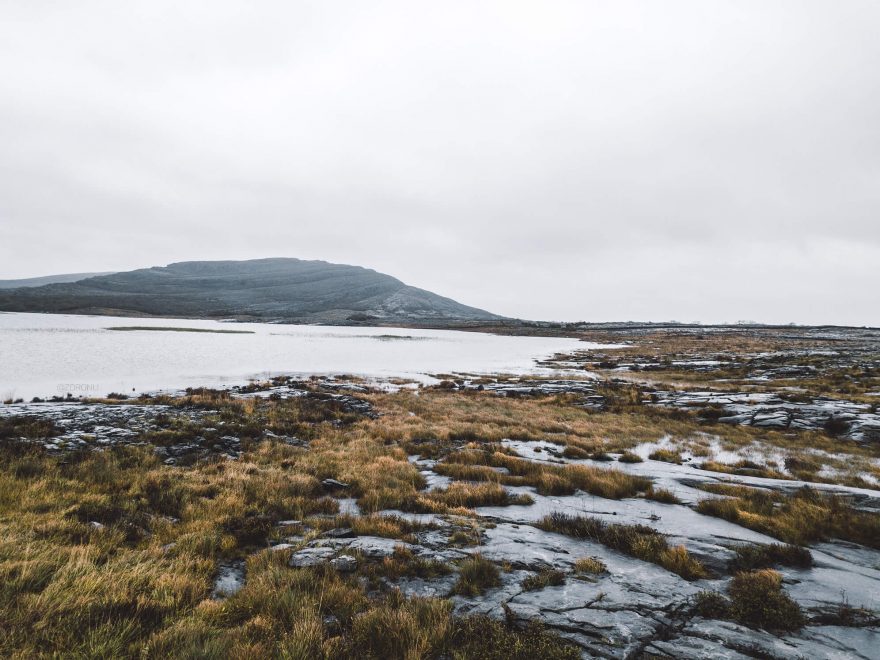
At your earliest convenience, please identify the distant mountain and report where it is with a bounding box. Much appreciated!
[0,258,501,324]
[0,272,114,289]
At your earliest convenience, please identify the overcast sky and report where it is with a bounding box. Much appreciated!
[2,1,879,325]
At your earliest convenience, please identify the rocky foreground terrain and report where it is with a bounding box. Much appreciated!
[0,325,878,658]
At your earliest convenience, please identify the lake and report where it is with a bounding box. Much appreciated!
[0,312,603,400]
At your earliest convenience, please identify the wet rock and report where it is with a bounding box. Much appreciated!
[212,561,245,599]
[651,389,880,442]
[323,527,354,539]
[269,543,295,552]
[348,536,413,559]
[289,546,336,568]
[323,615,342,634]
[330,555,358,572]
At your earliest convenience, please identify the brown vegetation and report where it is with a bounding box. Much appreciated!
[537,512,707,580]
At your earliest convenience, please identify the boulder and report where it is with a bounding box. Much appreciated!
[330,555,358,572]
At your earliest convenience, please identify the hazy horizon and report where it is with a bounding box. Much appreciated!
[2,1,879,326]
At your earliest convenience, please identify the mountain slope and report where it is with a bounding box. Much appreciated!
[0,258,500,323]
[0,272,114,289]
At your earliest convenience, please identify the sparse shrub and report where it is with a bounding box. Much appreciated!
[645,487,681,504]
[537,512,706,580]
[413,482,534,512]
[699,405,728,423]
[347,592,452,659]
[364,546,452,583]
[729,543,812,572]
[694,590,731,618]
[573,557,606,575]
[10,455,45,479]
[448,614,580,659]
[521,568,565,591]
[561,445,590,459]
[0,416,58,443]
[783,454,823,476]
[648,448,682,464]
[699,460,785,479]
[812,602,879,627]
[449,529,481,547]
[451,555,501,597]
[439,449,650,500]
[617,451,643,463]
[728,569,805,632]
[697,485,880,549]
[823,416,851,437]
[658,545,707,581]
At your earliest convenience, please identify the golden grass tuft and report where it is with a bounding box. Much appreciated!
[573,556,607,575]
[537,512,707,580]
[696,484,880,549]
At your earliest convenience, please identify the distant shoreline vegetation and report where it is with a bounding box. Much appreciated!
[106,326,255,334]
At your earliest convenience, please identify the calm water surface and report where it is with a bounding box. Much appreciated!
[0,312,604,400]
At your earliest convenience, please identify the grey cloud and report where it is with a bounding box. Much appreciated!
[1,0,878,325]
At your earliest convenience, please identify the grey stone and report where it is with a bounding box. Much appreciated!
[330,555,358,572]
[323,527,354,539]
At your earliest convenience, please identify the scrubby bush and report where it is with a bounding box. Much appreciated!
[645,487,681,504]
[538,512,706,580]
[728,569,805,632]
[729,543,812,572]
[693,590,731,619]
[697,485,880,549]
[648,449,682,464]
[448,615,580,660]
[451,555,502,597]
[521,568,565,591]
[573,557,607,575]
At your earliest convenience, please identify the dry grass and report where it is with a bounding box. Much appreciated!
[2,366,871,656]
[436,445,652,499]
[521,568,566,591]
[644,487,682,505]
[573,557,607,575]
[728,569,805,632]
[696,484,880,549]
[648,448,683,464]
[699,459,787,480]
[0,435,575,657]
[537,512,707,580]
[450,555,502,597]
[358,546,452,585]
[729,543,813,572]
[371,388,720,455]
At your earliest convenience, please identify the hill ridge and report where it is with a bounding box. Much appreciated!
[0,258,500,324]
